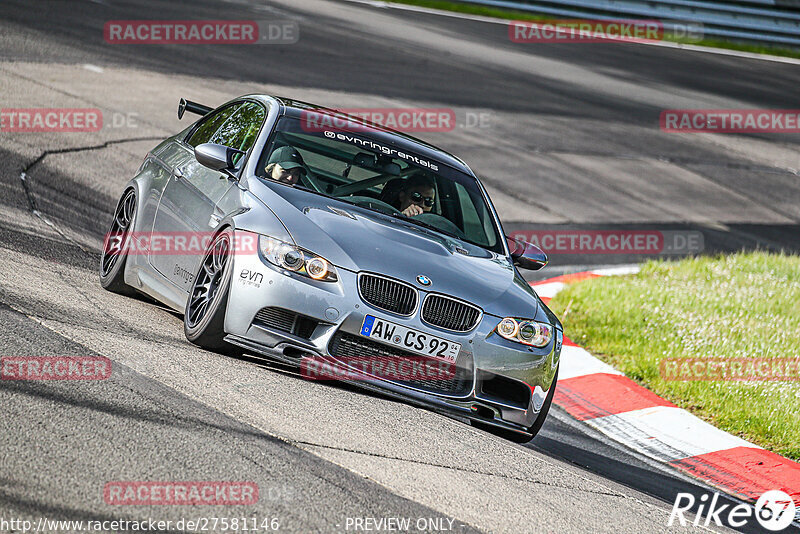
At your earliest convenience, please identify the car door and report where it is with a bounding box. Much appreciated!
[150,101,266,288]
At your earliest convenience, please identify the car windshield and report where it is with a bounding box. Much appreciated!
[256,116,503,253]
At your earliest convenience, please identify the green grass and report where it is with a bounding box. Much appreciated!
[388,0,800,60]
[547,252,800,460]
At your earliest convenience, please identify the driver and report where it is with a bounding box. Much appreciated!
[394,175,436,217]
[264,146,307,186]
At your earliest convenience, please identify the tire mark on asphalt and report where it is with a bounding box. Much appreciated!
[18,136,162,256]
[18,170,92,255]
[21,137,163,176]
[14,138,162,315]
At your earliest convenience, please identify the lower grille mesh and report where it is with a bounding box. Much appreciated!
[253,307,317,339]
[328,332,472,396]
[254,307,295,332]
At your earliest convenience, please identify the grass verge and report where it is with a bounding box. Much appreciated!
[547,252,800,460]
[385,0,800,60]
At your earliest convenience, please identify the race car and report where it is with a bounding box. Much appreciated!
[99,95,562,442]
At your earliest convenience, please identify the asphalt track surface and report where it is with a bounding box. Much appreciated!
[0,0,799,532]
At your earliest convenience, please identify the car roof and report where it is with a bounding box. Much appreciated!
[243,94,475,176]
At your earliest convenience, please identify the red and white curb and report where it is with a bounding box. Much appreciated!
[532,267,800,520]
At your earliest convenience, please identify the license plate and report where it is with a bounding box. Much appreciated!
[359,315,461,363]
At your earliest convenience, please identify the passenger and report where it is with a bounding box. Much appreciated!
[264,146,307,185]
[393,175,436,217]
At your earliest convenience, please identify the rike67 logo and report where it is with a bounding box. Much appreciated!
[756,492,798,532]
[669,490,797,531]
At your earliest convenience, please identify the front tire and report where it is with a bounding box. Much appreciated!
[184,228,234,350]
[100,188,137,295]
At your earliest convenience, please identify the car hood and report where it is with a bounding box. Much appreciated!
[246,180,549,320]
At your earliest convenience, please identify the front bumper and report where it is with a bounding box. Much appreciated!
[225,246,561,433]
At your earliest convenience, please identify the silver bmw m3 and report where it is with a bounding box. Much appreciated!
[100,95,562,442]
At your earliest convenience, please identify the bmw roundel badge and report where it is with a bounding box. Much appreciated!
[416,275,432,286]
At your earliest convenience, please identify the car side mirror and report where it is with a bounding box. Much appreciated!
[195,143,245,177]
[506,236,548,271]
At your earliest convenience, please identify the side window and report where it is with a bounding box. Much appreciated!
[211,102,266,153]
[455,182,495,247]
[186,104,241,148]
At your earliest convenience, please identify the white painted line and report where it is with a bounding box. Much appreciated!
[341,0,800,65]
[591,265,641,277]
[83,64,104,73]
[559,345,624,380]
[587,405,759,463]
[530,281,565,298]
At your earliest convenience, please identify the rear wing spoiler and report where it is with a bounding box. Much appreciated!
[178,98,213,120]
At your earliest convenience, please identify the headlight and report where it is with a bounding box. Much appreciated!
[305,257,330,280]
[497,317,519,338]
[258,235,338,282]
[495,318,553,347]
[276,243,304,271]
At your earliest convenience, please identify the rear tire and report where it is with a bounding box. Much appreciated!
[471,367,558,443]
[100,188,137,295]
[184,228,234,351]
